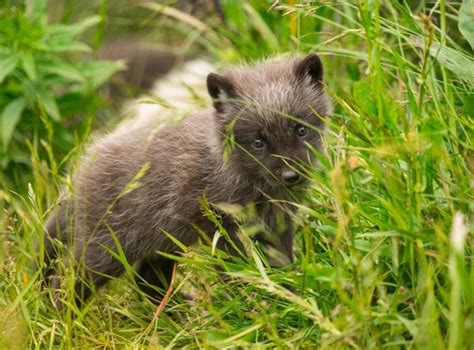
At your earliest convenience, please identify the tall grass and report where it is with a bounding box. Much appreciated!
[1,1,473,348]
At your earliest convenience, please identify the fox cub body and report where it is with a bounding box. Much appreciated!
[43,54,332,304]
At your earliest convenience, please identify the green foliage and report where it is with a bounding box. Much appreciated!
[459,0,474,50]
[0,0,473,348]
[0,1,124,193]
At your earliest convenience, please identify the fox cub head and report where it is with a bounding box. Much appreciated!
[207,54,331,189]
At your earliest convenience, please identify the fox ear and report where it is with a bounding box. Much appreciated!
[207,73,236,111]
[295,53,324,86]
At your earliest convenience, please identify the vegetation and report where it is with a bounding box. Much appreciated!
[1,0,473,348]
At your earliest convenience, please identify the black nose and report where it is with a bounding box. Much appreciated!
[281,170,301,185]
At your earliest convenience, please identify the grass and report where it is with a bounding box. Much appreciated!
[1,0,473,348]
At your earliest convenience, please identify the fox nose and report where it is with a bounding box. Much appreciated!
[281,169,301,186]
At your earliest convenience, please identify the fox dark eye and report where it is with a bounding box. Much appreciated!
[251,138,265,150]
[295,125,308,137]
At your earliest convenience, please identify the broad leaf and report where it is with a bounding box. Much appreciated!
[412,36,474,86]
[45,15,101,38]
[38,89,61,121]
[0,55,19,83]
[41,60,85,82]
[459,0,474,50]
[2,97,26,150]
[21,53,37,81]
[48,41,92,53]
[80,60,126,89]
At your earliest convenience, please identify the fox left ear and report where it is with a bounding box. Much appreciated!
[295,53,324,86]
[207,73,237,112]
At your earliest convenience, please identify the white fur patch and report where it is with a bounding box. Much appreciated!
[118,59,215,132]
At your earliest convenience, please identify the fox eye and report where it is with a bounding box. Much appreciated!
[295,124,308,137]
[251,138,265,150]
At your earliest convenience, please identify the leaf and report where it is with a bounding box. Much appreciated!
[412,36,474,86]
[459,0,474,50]
[0,55,19,83]
[48,41,92,53]
[45,15,101,38]
[430,45,474,85]
[38,89,60,121]
[21,53,37,81]
[79,60,126,89]
[2,97,26,151]
[65,15,101,37]
[41,60,84,82]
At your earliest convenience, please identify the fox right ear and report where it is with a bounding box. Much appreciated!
[295,53,324,86]
[207,73,236,111]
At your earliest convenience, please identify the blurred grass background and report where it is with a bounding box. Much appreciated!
[0,0,473,348]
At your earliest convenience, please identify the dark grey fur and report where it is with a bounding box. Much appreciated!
[43,54,332,304]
